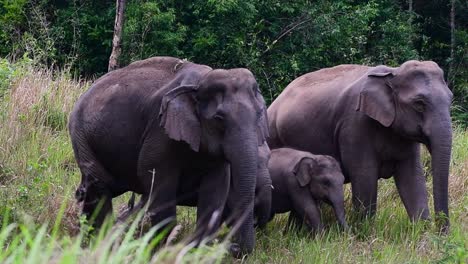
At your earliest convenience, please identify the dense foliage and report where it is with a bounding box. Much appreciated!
[0,0,466,121]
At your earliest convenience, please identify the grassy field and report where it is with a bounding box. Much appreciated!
[0,59,466,263]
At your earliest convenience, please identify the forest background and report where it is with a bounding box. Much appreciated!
[0,0,466,124]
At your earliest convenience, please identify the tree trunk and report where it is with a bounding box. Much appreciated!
[108,0,126,72]
[449,0,455,85]
[408,0,414,30]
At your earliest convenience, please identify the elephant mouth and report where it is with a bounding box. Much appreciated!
[406,134,431,150]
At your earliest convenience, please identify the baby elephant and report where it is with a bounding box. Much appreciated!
[262,148,347,231]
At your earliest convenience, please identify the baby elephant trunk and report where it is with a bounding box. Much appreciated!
[330,191,347,230]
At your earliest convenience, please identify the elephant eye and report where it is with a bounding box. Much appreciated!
[413,99,426,113]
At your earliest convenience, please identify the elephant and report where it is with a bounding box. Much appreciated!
[251,142,273,228]
[69,56,269,255]
[257,148,346,232]
[122,142,273,230]
[267,60,453,231]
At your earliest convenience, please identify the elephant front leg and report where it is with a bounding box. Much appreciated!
[192,164,230,244]
[143,166,179,231]
[290,187,322,232]
[285,211,303,233]
[137,137,180,232]
[349,166,379,219]
[394,146,429,221]
[340,136,379,219]
[254,186,272,229]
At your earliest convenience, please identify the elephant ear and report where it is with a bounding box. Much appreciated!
[292,157,316,187]
[159,85,201,152]
[356,66,396,127]
[254,85,270,146]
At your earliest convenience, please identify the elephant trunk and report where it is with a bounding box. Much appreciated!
[428,116,452,232]
[224,131,258,255]
[254,166,272,228]
[331,189,347,230]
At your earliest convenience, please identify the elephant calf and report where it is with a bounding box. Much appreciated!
[259,148,347,231]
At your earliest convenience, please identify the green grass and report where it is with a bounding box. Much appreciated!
[0,59,466,263]
[0,207,228,264]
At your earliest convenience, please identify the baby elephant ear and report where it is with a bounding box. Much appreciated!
[356,66,395,127]
[293,157,316,187]
[159,85,201,152]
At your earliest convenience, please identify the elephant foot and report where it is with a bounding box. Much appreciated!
[435,214,450,235]
[340,222,350,232]
[228,243,244,259]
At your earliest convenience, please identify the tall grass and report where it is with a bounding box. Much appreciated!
[0,58,85,233]
[0,207,228,263]
[0,58,466,263]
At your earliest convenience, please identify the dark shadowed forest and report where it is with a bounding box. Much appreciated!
[0,0,466,123]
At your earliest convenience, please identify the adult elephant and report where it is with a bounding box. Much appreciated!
[267,60,452,230]
[121,140,273,234]
[69,56,269,254]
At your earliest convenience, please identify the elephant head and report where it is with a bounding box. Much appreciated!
[293,155,347,229]
[356,60,453,230]
[159,67,269,253]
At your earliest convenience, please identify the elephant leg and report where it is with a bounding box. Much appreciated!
[143,166,179,230]
[302,203,322,232]
[193,164,230,243]
[340,139,379,218]
[80,179,113,229]
[285,211,303,232]
[289,187,322,232]
[254,173,272,229]
[254,188,272,229]
[137,136,180,230]
[74,146,115,229]
[222,206,233,227]
[117,194,149,223]
[350,168,378,218]
[394,146,429,221]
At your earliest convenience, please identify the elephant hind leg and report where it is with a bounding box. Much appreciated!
[80,179,113,229]
[77,176,114,230]
[72,139,116,229]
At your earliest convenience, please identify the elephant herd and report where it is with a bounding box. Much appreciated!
[69,56,453,257]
